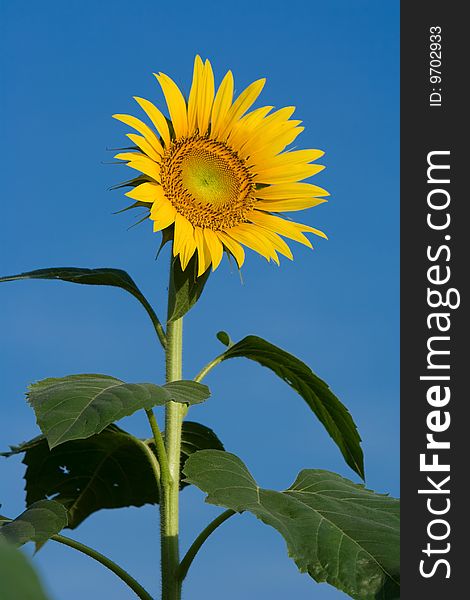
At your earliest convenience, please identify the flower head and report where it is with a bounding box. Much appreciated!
[113,56,328,275]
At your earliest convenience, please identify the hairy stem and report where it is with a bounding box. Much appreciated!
[145,409,171,489]
[161,258,184,600]
[176,509,236,583]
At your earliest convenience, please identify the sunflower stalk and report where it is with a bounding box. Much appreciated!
[160,254,185,600]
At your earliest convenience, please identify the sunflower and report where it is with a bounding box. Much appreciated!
[113,56,328,275]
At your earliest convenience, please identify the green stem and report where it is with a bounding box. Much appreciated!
[161,259,185,600]
[134,435,161,501]
[194,353,225,383]
[53,534,155,600]
[145,409,171,489]
[176,510,236,583]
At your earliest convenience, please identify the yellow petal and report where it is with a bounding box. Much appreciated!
[173,214,196,270]
[187,55,204,134]
[211,70,234,138]
[252,226,294,260]
[203,228,223,271]
[260,106,296,126]
[249,212,327,246]
[181,239,197,270]
[150,196,177,231]
[112,114,163,155]
[123,156,161,182]
[114,151,146,161]
[227,223,278,263]
[255,149,325,175]
[125,181,163,203]
[239,106,274,128]
[256,183,330,200]
[217,78,266,141]
[227,106,273,150]
[154,72,188,140]
[216,231,245,268]
[245,122,303,163]
[239,107,297,156]
[173,213,193,253]
[255,198,327,212]
[126,134,161,162]
[133,97,171,148]
[196,59,215,135]
[254,162,324,184]
[194,227,212,276]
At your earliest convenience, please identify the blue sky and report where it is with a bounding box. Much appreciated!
[0,1,399,598]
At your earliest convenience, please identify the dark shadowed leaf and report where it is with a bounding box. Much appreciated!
[184,450,400,600]
[2,423,224,529]
[0,500,67,550]
[215,333,364,479]
[0,541,51,600]
[179,421,225,476]
[27,374,209,448]
[167,254,210,322]
[7,427,157,530]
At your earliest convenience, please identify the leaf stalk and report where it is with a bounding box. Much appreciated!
[176,509,236,582]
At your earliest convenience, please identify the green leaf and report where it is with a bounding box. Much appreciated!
[163,380,210,405]
[184,450,400,600]
[0,541,51,600]
[0,500,67,550]
[179,421,226,479]
[2,423,224,529]
[216,330,233,347]
[0,266,164,345]
[27,374,209,448]
[9,426,157,530]
[216,334,364,479]
[0,266,144,302]
[28,374,169,448]
[167,254,210,322]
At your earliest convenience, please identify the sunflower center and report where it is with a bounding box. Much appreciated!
[181,151,239,207]
[160,135,255,230]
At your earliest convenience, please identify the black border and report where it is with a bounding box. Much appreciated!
[400,3,466,597]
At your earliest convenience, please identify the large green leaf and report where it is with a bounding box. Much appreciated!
[27,374,210,448]
[0,500,67,550]
[184,450,399,600]
[0,541,51,600]
[167,254,210,322]
[0,266,163,333]
[216,333,364,479]
[2,423,224,529]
